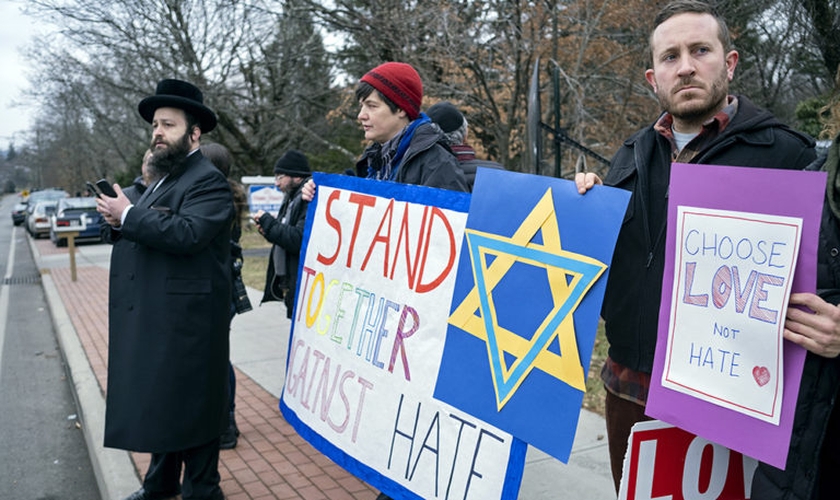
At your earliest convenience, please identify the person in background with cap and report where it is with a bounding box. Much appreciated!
[426,100,505,189]
[254,149,311,319]
[97,79,233,500]
[301,61,468,203]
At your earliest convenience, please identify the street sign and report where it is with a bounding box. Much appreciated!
[248,185,284,215]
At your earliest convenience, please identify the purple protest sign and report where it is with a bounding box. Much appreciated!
[646,162,826,468]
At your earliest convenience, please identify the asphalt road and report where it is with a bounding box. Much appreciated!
[0,194,100,500]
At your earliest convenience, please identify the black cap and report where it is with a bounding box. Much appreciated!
[426,101,464,133]
[273,150,311,176]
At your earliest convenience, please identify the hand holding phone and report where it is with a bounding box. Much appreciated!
[96,179,118,198]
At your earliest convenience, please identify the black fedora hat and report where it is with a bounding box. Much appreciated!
[138,79,217,133]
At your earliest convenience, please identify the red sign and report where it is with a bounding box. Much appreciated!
[620,421,758,500]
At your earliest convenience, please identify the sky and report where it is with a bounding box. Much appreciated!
[0,1,40,147]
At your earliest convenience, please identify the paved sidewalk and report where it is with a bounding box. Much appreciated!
[32,237,616,500]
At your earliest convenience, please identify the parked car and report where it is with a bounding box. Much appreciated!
[50,197,104,246]
[21,188,69,227]
[26,200,59,238]
[24,188,70,206]
[11,202,27,225]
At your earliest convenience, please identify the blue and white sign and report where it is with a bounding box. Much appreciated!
[248,184,284,215]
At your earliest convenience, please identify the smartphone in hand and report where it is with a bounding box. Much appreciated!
[95,179,118,198]
[85,181,101,198]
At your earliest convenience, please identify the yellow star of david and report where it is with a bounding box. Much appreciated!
[448,188,607,410]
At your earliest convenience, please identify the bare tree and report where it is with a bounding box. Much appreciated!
[798,0,840,78]
[303,0,659,174]
[22,0,343,184]
[15,0,837,188]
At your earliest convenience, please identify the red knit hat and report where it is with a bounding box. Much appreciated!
[361,62,423,120]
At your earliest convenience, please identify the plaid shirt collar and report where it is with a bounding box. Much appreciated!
[653,95,738,162]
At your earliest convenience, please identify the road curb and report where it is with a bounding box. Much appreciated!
[33,237,140,499]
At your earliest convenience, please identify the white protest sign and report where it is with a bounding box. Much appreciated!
[281,177,524,499]
[662,206,802,424]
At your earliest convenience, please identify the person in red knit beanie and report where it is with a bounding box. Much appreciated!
[302,61,467,500]
[351,61,467,190]
[359,62,424,121]
[360,60,469,500]
[303,61,467,196]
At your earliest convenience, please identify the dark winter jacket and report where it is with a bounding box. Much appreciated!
[450,143,506,189]
[752,150,840,500]
[356,120,468,192]
[258,180,309,318]
[602,95,816,374]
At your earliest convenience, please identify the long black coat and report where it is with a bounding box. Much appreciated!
[103,151,233,453]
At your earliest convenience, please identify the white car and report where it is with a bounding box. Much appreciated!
[26,200,58,238]
[49,197,104,246]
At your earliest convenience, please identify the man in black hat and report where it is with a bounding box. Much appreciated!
[97,79,232,500]
[253,149,311,318]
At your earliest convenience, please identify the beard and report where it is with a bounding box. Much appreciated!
[150,130,191,176]
[657,66,729,125]
[283,177,304,196]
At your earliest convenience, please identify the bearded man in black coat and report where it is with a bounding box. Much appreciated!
[97,79,233,500]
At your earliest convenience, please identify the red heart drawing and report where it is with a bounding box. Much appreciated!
[753,366,771,387]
